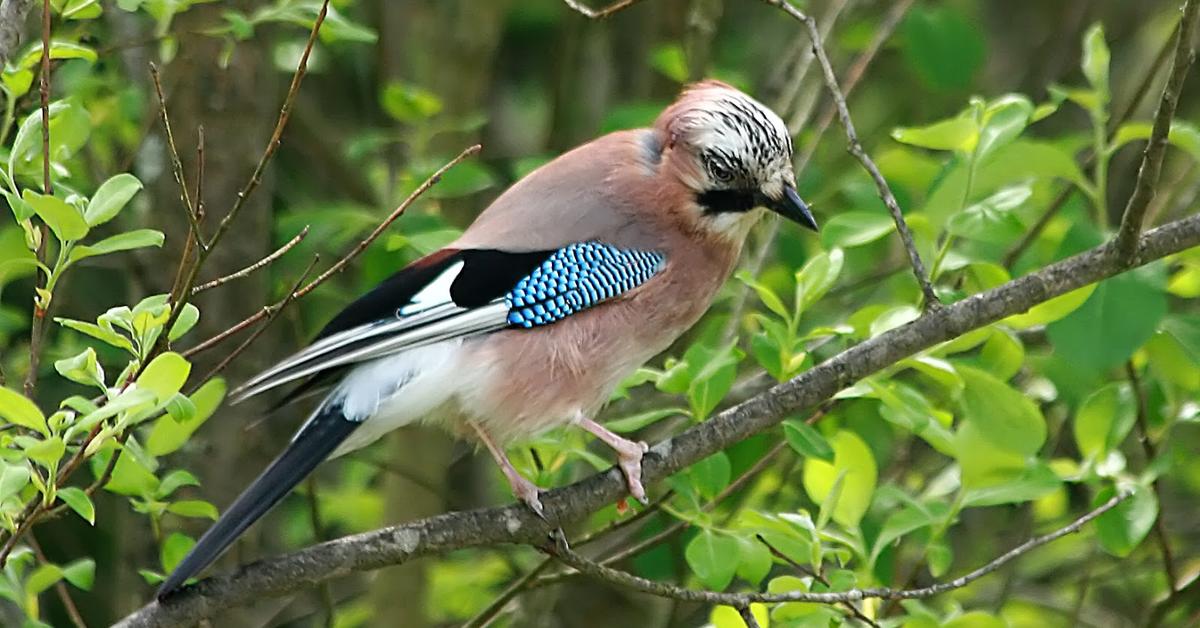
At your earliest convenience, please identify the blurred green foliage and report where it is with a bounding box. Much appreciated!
[0,0,1197,626]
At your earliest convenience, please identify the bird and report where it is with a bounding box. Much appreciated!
[157,79,817,599]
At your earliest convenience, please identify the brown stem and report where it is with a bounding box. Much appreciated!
[192,227,309,295]
[1114,0,1200,262]
[29,533,87,628]
[1125,362,1179,591]
[22,0,51,399]
[561,0,645,18]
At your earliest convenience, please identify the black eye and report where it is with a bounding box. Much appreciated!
[710,162,734,183]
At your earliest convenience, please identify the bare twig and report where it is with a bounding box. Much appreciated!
[183,144,482,358]
[150,0,331,366]
[193,255,320,385]
[561,0,645,19]
[1115,0,1200,262]
[22,0,51,399]
[461,559,553,628]
[150,64,203,253]
[757,534,880,627]
[192,227,309,294]
[29,533,86,628]
[738,605,762,628]
[1126,362,1178,591]
[543,493,1128,606]
[759,0,940,310]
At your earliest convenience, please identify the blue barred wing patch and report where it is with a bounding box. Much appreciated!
[505,242,665,328]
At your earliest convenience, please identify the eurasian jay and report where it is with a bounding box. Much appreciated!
[158,80,817,598]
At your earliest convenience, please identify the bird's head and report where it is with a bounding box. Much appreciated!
[655,80,817,235]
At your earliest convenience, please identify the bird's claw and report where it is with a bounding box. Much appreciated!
[507,473,547,520]
[616,440,650,505]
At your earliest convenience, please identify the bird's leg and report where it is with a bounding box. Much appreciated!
[577,416,650,504]
[470,422,546,519]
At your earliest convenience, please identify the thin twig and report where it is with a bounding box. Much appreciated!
[462,559,553,628]
[543,493,1129,606]
[150,64,203,253]
[737,605,761,628]
[1126,362,1178,591]
[149,0,330,366]
[192,227,309,294]
[194,255,319,385]
[759,0,940,310]
[561,0,644,19]
[757,535,880,627]
[29,533,86,628]
[1115,0,1199,262]
[305,476,336,628]
[22,0,51,399]
[183,144,482,358]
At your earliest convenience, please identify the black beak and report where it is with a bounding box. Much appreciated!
[765,185,818,232]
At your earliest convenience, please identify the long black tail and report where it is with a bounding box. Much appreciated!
[157,405,358,599]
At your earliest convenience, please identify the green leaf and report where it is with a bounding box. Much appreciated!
[945,183,1030,243]
[14,41,98,69]
[1074,383,1136,461]
[0,386,48,435]
[157,469,200,498]
[55,317,134,352]
[137,352,191,402]
[710,604,769,628]
[0,463,31,502]
[734,536,772,587]
[24,564,63,596]
[944,611,1006,628]
[22,190,88,242]
[160,532,196,573]
[869,504,937,567]
[1081,23,1110,95]
[1047,265,1167,372]
[900,4,985,91]
[56,486,95,524]
[794,248,844,311]
[684,343,740,419]
[957,365,1046,456]
[380,82,442,123]
[783,419,834,462]
[167,500,218,520]
[963,462,1061,507]
[688,452,731,500]
[67,229,163,264]
[802,431,877,528]
[425,160,496,199]
[84,173,143,226]
[1002,284,1095,329]
[24,435,65,469]
[1110,121,1200,161]
[604,408,686,433]
[978,328,1024,381]
[168,303,200,341]
[61,558,95,590]
[1094,486,1156,557]
[54,347,105,389]
[147,378,225,456]
[891,116,977,151]
[649,44,688,83]
[820,211,894,249]
[976,95,1034,159]
[685,530,740,590]
[736,271,789,320]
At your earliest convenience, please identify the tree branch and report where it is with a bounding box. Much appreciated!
[117,212,1200,627]
[192,227,309,294]
[540,492,1128,607]
[1115,0,1200,261]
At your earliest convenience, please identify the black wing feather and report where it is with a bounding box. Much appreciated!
[156,406,358,599]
